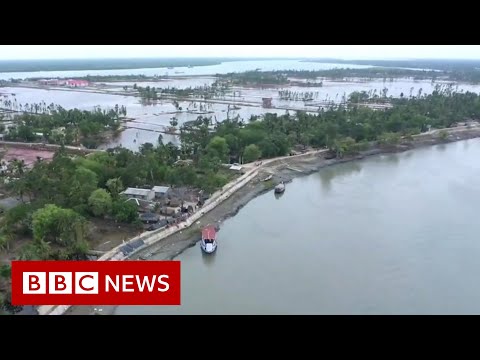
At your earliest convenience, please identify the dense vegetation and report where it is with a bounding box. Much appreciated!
[306,60,480,84]
[217,70,289,86]
[181,85,480,161]
[278,90,320,101]
[2,85,480,311]
[307,58,480,72]
[0,264,12,313]
[136,83,229,101]
[1,100,126,148]
[218,66,480,84]
[0,133,236,260]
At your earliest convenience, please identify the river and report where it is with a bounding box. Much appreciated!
[0,60,371,81]
[115,139,480,315]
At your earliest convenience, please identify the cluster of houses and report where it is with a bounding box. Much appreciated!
[37,79,90,87]
[120,185,206,231]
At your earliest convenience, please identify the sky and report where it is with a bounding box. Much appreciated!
[0,45,480,60]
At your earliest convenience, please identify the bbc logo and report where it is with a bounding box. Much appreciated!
[23,272,99,294]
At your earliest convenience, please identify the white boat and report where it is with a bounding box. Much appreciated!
[263,174,273,181]
[274,182,285,194]
[201,225,217,254]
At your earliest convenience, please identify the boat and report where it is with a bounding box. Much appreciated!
[274,182,285,194]
[263,174,273,182]
[201,225,217,254]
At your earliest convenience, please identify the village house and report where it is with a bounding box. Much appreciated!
[229,164,243,172]
[262,97,273,108]
[121,188,155,202]
[139,212,160,224]
[65,79,89,87]
[38,79,66,86]
[152,186,171,199]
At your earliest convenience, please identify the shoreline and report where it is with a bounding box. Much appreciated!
[64,125,480,316]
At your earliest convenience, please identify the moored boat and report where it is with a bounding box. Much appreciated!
[201,225,218,254]
[274,182,285,194]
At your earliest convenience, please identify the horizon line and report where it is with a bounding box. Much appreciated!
[1,56,480,61]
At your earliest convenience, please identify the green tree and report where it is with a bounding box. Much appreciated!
[2,203,34,236]
[32,204,86,246]
[0,265,11,279]
[378,132,401,146]
[331,137,357,158]
[112,200,138,223]
[106,177,124,199]
[169,117,178,128]
[18,239,52,260]
[243,144,261,163]
[0,233,12,252]
[206,136,229,162]
[69,167,98,206]
[88,189,112,217]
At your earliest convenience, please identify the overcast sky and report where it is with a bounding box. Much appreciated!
[1,45,480,60]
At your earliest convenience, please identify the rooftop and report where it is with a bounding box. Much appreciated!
[122,188,153,197]
[152,186,171,193]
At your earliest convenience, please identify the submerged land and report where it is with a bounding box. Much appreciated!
[2,57,480,314]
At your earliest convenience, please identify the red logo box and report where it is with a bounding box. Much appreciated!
[11,261,181,306]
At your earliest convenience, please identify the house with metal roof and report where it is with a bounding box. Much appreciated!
[152,186,171,198]
[121,188,155,201]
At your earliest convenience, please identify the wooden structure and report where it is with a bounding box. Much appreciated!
[262,97,273,108]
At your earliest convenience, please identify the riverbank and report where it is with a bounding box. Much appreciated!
[64,124,480,315]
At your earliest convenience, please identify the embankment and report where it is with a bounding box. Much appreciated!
[0,140,101,155]
[61,125,480,315]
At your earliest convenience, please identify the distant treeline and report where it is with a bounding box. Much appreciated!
[27,74,154,82]
[304,59,480,83]
[0,58,229,73]
[220,67,480,84]
[217,70,290,85]
[304,58,480,71]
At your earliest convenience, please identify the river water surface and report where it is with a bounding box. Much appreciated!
[115,139,480,315]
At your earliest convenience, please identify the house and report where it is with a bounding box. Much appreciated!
[181,201,197,213]
[174,159,193,167]
[121,188,155,201]
[167,198,182,207]
[38,79,66,86]
[65,79,89,87]
[139,212,160,224]
[229,164,243,171]
[160,207,180,216]
[262,97,273,108]
[152,186,171,199]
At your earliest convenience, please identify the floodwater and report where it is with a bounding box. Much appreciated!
[2,59,480,151]
[115,139,480,314]
[0,60,371,81]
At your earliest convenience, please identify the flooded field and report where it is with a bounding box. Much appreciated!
[2,60,480,151]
